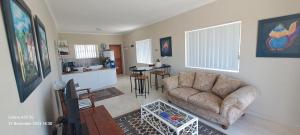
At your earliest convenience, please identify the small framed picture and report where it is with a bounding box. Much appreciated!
[160,36,172,57]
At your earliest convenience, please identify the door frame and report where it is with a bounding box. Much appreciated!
[109,44,124,75]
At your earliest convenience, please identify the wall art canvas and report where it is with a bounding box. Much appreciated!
[160,36,172,57]
[1,0,42,102]
[257,13,300,57]
[35,16,51,78]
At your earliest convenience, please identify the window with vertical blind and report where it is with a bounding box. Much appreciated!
[74,44,98,59]
[185,21,241,72]
[136,39,152,64]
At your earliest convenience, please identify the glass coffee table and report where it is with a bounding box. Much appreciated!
[141,100,198,135]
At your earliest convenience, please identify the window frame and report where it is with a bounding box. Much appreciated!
[184,21,242,73]
[135,39,153,64]
[74,44,98,59]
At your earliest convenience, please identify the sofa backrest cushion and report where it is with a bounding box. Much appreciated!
[212,75,245,98]
[192,72,219,92]
[179,72,195,88]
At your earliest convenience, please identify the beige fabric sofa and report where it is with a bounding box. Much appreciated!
[163,72,257,129]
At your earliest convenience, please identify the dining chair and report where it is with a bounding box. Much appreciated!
[129,66,150,98]
[149,65,171,92]
[76,87,95,110]
[149,64,159,88]
[129,66,139,93]
[73,82,95,110]
[135,74,150,98]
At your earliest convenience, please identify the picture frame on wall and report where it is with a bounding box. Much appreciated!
[1,0,42,102]
[256,13,300,57]
[160,36,172,57]
[35,16,51,78]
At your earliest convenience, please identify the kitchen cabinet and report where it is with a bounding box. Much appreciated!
[62,68,117,91]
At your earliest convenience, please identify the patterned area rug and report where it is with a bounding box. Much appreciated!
[114,109,226,135]
[80,87,124,101]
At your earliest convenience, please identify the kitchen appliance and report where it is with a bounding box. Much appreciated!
[65,67,71,72]
[103,50,115,61]
[103,50,116,68]
[63,61,76,73]
[105,59,115,68]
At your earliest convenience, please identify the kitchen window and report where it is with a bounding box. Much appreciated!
[74,44,98,59]
[185,21,241,72]
[136,39,152,64]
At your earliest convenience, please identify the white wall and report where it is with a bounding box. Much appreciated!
[0,0,59,134]
[59,33,123,59]
[123,0,300,128]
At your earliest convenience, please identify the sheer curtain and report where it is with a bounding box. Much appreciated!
[74,44,98,59]
[185,21,241,72]
[136,39,152,64]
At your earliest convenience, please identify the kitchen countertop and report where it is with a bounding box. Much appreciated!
[62,67,115,75]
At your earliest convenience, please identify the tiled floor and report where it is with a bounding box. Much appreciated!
[95,75,299,135]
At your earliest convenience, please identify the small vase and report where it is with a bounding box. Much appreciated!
[155,62,162,67]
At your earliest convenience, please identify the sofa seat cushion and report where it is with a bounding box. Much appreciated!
[188,92,222,114]
[212,75,245,99]
[179,72,195,88]
[193,72,219,92]
[169,88,199,101]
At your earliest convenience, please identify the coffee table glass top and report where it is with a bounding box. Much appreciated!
[142,100,196,128]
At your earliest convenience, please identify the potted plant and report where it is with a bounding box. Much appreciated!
[155,58,162,67]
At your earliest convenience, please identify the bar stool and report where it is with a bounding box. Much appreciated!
[129,66,139,93]
[129,66,150,98]
[134,74,150,98]
[149,66,171,92]
[149,64,158,88]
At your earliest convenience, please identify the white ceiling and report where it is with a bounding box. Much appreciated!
[45,0,215,34]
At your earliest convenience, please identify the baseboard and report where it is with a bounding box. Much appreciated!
[247,110,300,128]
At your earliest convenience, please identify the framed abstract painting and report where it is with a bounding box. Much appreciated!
[35,16,51,78]
[160,36,172,57]
[1,0,42,102]
[256,13,300,57]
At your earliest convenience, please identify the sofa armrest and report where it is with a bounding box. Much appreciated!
[162,75,179,91]
[220,85,257,125]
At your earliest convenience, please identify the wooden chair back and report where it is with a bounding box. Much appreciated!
[57,89,68,117]
[129,66,140,77]
[129,66,137,72]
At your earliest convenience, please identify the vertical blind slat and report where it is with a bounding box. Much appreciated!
[185,22,241,72]
[136,39,152,64]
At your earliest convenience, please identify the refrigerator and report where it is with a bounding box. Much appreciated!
[103,50,115,68]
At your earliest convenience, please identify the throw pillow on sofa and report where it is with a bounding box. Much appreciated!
[193,72,218,92]
[178,72,195,88]
[212,75,245,98]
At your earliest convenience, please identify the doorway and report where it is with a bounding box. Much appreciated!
[109,44,123,74]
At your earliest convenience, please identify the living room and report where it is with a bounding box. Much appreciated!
[0,0,299,135]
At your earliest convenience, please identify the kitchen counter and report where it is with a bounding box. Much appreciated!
[62,67,114,75]
[61,67,117,91]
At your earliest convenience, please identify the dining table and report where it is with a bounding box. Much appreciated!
[130,64,171,94]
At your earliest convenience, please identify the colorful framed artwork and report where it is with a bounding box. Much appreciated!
[1,0,42,102]
[160,36,172,57]
[256,13,300,57]
[35,16,51,78]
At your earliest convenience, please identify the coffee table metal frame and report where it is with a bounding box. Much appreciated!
[141,100,198,135]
